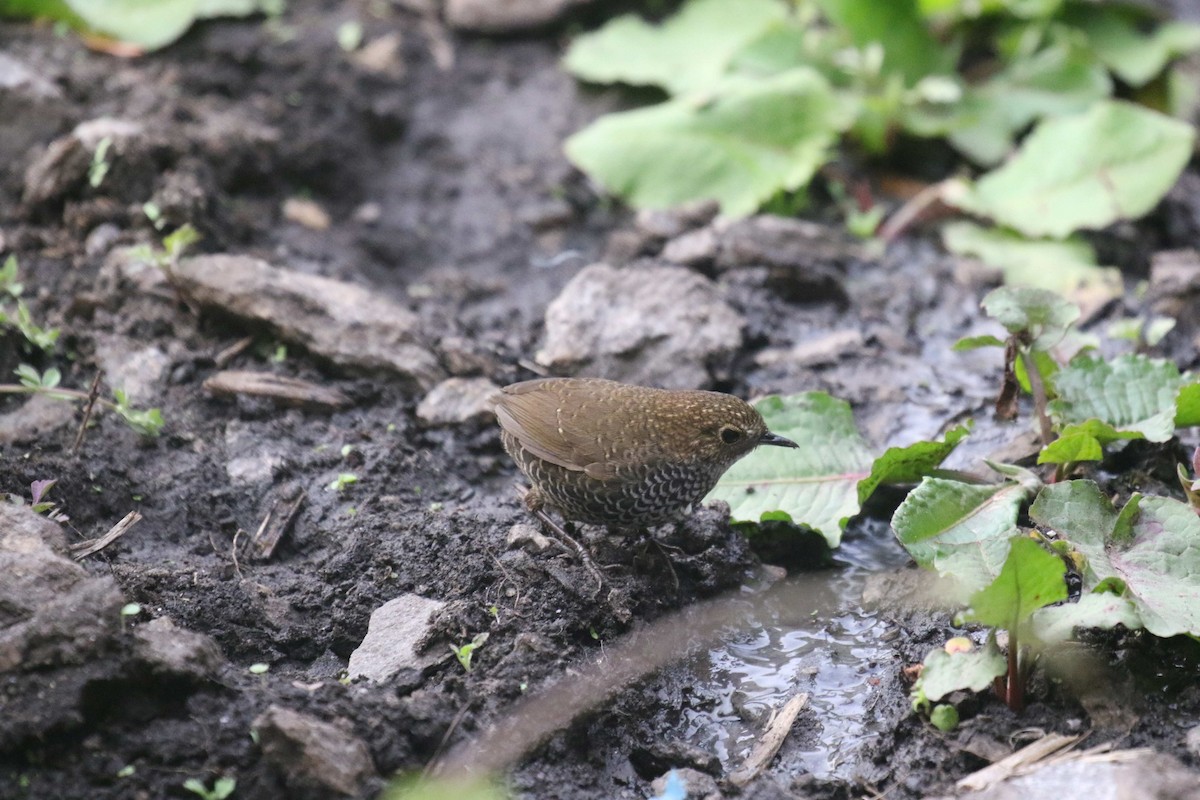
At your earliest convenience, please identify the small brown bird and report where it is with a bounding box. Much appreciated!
[494,377,798,529]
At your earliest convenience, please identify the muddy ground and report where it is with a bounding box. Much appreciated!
[2,2,1200,799]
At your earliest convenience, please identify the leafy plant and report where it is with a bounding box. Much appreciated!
[0,365,165,438]
[708,392,969,547]
[130,223,201,279]
[450,633,488,673]
[957,286,1200,478]
[327,473,359,493]
[0,256,60,353]
[9,479,71,523]
[563,0,1198,293]
[896,469,1198,715]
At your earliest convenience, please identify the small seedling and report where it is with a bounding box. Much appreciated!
[130,223,200,279]
[116,765,135,778]
[183,776,236,800]
[25,479,69,523]
[89,136,113,188]
[248,663,270,675]
[450,633,488,673]
[328,473,358,493]
[119,603,141,633]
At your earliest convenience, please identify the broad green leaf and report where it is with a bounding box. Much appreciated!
[708,392,873,547]
[1067,5,1200,87]
[912,637,1006,703]
[906,43,1110,166]
[1037,419,1142,465]
[980,285,1079,350]
[893,475,1037,595]
[857,424,970,504]
[943,223,1120,312]
[565,68,845,215]
[1176,382,1200,427]
[66,0,196,49]
[1031,481,1200,637]
[58,0,275,50]
[1030,591,1143,643]
[729,18,827,78]
[1049,354,1187,442]
[1029,481,1117,581]
[562,0,788,95]
[965,535,1067,633]
[815,0,951,84]
[958,101,1195,238]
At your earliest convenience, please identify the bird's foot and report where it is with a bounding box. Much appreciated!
[513,484,604,596]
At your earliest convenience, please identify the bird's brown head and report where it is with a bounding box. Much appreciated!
[671,391,799,469]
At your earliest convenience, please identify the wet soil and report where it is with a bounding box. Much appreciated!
[2,3,1200,799]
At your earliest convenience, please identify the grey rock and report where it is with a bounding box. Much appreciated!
[174,255,443,390]
[417,377,499,426]
[1187,725,1200,759]
[93,336,171,406]
[224,420,287,486]
[446,0,591,33]
[132,617,224,680]
[536,262,744,389]
[506,523,552,552]
[0,393,77,445]
[253,705,377,797]
[664,215,854,303]
[348,594,446,682]
[0,54,69,190]
[936,749,1200,800]
[0,504,124,673]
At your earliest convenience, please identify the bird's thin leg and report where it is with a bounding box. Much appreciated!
[514,486,604,595]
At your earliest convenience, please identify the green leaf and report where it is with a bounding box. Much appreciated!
[565,68,846,215]
[952,334,1006,351]
[1037,419,1142,465]
[958,101,1195,238]
[929,703,959,731]
[979,285,1079,350]
[943,223,1120,310]
[965,535,1067,633]
[1030,481,1200,637]
[908,43,1111,166]
[562,0,788,95]
[815,0,951,84]
[912,636,1007,703]
[1029,590,1143,643]
[708,392,873,547]
[1176,382,1200,427]
[857,424,970,504]
[892,474,1038,595]
[1049,354,1187,442]
[61,0,275,51]
[1067,5,1200,88]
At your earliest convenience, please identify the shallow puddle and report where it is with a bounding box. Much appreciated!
[676,517,909,780]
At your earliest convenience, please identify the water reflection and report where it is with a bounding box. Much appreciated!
[677,517,909,780]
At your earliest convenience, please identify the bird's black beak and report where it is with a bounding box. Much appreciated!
[759,431,799,448]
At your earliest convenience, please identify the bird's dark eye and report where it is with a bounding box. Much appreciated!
[720,426,742,444]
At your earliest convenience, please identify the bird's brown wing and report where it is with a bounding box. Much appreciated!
[494,380,618,479]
